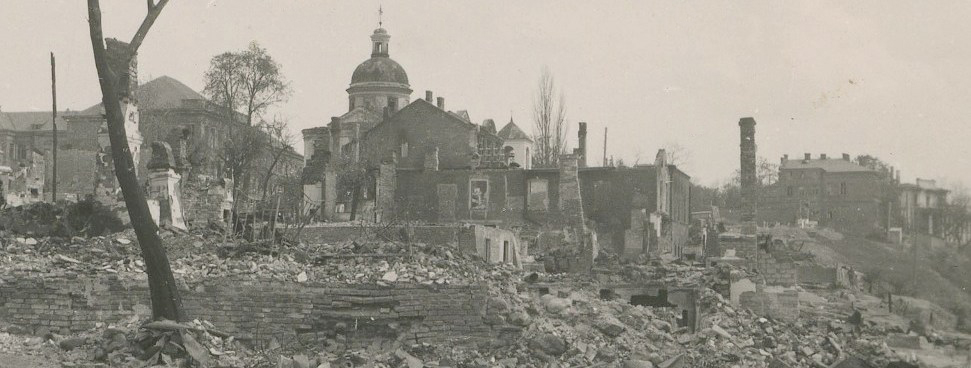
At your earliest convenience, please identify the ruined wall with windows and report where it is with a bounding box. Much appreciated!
[393,168,526,224]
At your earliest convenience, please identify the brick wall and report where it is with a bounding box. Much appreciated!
[755,252,798,286]
[739,287,799,321]
[299,225,470,246]
[0,275,499,347]
[797,263,838,286]
[394,169,526,224]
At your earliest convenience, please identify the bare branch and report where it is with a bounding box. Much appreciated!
[129,0,169,53]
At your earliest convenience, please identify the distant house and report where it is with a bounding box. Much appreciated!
[897,178,949,236]
[759,153,891,234]
[497,118,533,169]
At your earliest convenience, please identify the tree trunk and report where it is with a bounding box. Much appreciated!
[349,184,361,221]
[260,149,284,203]
[87,0,186,322]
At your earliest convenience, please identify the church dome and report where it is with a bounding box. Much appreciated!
[350,57,409,85]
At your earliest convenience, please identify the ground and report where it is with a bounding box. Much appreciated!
[0,352,59,368]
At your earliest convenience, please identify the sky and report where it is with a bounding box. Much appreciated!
[2,1,971,187]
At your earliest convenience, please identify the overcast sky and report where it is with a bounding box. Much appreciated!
[2,1,970,187]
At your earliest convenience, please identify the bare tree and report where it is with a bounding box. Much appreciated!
[203,42,291,126]
[531,67,567,168]
[86,0,186,321]
[258,117,295,202]
[219,123,267,210]
[663,142,692,171]
[944,183,971,246]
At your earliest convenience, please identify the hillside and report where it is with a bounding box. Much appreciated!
[801,228,971,331]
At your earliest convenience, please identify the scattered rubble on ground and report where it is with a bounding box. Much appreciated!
[0,226,968,367]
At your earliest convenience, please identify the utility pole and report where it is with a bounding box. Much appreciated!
[602,126,607,167]
[50,52,58,202]
[912,241,918,293]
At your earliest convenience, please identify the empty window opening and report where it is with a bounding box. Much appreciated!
[629,289,675,307]
[599,289,616,301]
[502,240,509,262]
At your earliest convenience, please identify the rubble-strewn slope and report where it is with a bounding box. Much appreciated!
[0,228,966,367]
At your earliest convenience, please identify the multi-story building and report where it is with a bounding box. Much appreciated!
[302,26,532,218]
[760,153,891,234]
[1,73,301,204]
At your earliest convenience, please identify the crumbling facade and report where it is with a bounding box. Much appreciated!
[300,27,537,222]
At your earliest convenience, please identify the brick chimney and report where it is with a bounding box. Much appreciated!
[738,117,757,235]
[781,154,789,165]
[804,153,811,161]
[577,122,587,168]
[842,153,850,161]
[425,90,433,103]
[820,153,827,160]
[105,38,137,100]
[436,97,445,109]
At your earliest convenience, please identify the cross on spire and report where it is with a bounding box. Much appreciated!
[378,5,383,27]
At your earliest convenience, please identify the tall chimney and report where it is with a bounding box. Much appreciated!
[436,97,445,109]
[738,117,757,236]
[577,122,587,168]
[425,90,433,102]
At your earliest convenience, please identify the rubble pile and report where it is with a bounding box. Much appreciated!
[0,227,965,367]
[0,230,495,286]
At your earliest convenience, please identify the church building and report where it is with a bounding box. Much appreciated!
[301,25,532,219]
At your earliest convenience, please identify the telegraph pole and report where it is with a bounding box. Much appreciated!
[50,52,57,202]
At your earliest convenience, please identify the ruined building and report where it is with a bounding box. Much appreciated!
[299,25,693,265]
[301,26,534,219]
[0,111,68,204]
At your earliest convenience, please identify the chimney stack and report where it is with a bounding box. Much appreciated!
[804,153,811,161]
[781,154,789,165]
[436,97,445,109]
[425,90,433,102]
[820,153,827,160]
[738,117,757,235]
[577,122,587,168]
[105,38,138,99]
[842,153,850,161]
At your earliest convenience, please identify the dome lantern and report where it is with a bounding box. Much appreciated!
[347,26,412,113]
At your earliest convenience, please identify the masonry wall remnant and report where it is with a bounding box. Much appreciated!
[739,284,800,321]
[0,275,504,347]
